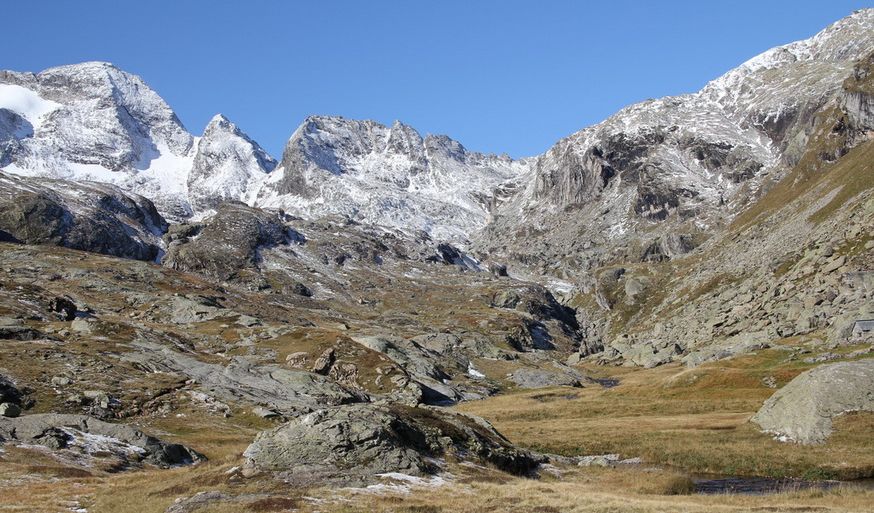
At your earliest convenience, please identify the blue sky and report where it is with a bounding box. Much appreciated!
[5,1,871,157]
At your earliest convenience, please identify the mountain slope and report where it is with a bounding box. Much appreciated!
[475,8,874,278]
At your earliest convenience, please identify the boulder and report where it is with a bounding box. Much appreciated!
[0,403,21,418]
[683,331,770,367]
[0,323,43,341]
[426,243,480,270]
[488,262,509,277]
[48,296,78,321]
[624,342,681,368]
[284,352,308,368]
[508,367,583,389]
[290,282,313,297]
[310,347,336,375]
[751,359,874,444]
[0,374,22,405]
[243,403,541,484]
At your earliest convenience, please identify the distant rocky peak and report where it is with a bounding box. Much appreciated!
[187,113,277,211]
[386,120,425,156]
[424,133,468,162]
[202,113,276,170]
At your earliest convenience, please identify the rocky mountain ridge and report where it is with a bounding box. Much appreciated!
[477,8,874,275]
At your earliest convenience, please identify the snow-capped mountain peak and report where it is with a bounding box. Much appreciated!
[254,115,529,241]
[0,63,278,220]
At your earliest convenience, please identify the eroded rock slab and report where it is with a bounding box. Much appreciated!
[0,413,203,467]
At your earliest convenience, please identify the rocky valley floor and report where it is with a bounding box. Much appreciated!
[0,237,872,513]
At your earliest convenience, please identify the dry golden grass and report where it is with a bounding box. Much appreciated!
[298,469,874,513]
[457,353,874,480]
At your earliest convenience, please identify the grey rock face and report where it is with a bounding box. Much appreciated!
[162,295,225,324]
[0,173,167,260]
[0,413,203,466]
[256,115,527,241]
[475,10,874,303]
[162,202,293,280]
[0,109,27,166]
[683,332,771,367]
[426,243,481,271]
[491,286,579,331]
[751,359,874,444]
[243,403,541,483]
[352,335,461,404]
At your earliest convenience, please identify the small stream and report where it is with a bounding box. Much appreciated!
[593,377,620,388]
[693,476,874,495]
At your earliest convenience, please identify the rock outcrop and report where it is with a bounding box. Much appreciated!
[0,413,203,467]
[0,173,166,260]
[243,403,541,484]
[162,202,295,280]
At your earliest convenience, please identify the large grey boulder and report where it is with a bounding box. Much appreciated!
[243,403,541,484]
[0,413,203,467]
[683,331,770,367]
[508,367,583,389]
[0,374,22,405]
[751,359,874,444]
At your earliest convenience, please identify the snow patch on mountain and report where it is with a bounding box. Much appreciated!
[0,84,61,134]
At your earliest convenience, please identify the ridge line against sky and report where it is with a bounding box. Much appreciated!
[5,1,872,158]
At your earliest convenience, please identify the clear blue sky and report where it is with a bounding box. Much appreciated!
[5,1,871,158]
